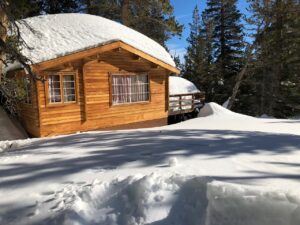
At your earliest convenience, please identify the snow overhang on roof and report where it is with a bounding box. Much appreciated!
[8,13,177,72]
[169,76,200,95]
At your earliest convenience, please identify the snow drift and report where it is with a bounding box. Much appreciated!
[9,13,175,68]
[169,76,200,95]
[198,102,250,118]
[48,173,300,225]
[0,139,32,153]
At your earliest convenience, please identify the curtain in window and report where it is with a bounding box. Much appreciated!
[112,74,149,104]
[63,75,76,102]
[48,75,61,103]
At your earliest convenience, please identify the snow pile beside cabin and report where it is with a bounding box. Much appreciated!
[12,13,175,67]
[198,102,250,118]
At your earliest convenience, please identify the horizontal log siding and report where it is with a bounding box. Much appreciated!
[16,72,40,137]
[38,60,168,137]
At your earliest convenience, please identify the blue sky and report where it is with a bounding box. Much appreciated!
[167,0,251,62]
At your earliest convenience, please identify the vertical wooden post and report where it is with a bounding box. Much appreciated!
[179,95,182,114]
[82,62,88,122]
[165,72,169,113]
[192,94,195,111]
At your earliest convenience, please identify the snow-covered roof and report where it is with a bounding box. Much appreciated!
[169,76,200,95]
[14,13,175,67]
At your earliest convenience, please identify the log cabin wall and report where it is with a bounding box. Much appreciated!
[13,71,40,137]
[35,50,169,137]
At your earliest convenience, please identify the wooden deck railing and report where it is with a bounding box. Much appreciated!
[169,92,205,116]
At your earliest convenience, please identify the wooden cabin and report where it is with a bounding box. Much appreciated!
[6,14,179,137]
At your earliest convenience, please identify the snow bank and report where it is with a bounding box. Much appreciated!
[0,139,32,153]
[9,13,175,68]
[199,102,250,118]
[49,173,300,225]
[169,76,200,95]
[260,114,276,119]
[207,182,300,225]
[222,98,230,108]
[168,157,178,167]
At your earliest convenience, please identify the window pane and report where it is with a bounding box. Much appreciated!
[63,75,76,102]
[64,82,75,88]
[112,74,149,104]
[63,75,73,81]
[48,75,61,103]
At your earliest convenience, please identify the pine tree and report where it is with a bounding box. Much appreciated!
[183,6,215,99]
[81,0,183,46]
[82,0,121,20]
[0,0,41,115]
[183,6,205,88]
[0,0,41,77]
[201,10,217,101]
[172,54,183,71]
[203,0,245,104]
[130,0,183,46]
[248,0,300,117]
[39,0,80,14]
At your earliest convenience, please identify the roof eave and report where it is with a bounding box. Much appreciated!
[31,41,180,74]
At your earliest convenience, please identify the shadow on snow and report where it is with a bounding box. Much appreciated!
[1,129,300,188]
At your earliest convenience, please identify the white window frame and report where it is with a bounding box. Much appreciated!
[47,73,77,105]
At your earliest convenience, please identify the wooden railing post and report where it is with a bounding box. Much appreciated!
[192,94,195,111]
[168,92,205,116]
[179,95,182,113]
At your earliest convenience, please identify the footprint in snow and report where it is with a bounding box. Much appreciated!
[43,198,55,203]
[41,191,55,196]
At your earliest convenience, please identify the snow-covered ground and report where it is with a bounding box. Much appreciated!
[1,103,300,225]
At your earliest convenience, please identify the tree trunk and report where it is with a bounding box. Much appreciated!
[0,3,8,82]
[121,0,130,26]
[220,0,226,80]
[227,44,254,110]
[85,0,92,14]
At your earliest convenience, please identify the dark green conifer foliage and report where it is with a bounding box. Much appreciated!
[202,0,245,104]
[248,0,300,117]
[184,6,205,85]
[80,0,183,46]
[183,6,214,99]
[40,0,80,14]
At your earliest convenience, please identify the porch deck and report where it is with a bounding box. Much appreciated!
[169,92,205,116]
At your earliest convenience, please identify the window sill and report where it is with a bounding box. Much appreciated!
[46,101,78,107]
[111,101,151,107]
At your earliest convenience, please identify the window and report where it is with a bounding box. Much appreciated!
[111,74,149,105]
[48,74,76,104]
[24,78,32,104]
[48,75,61,103]
[63,75,76,102]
